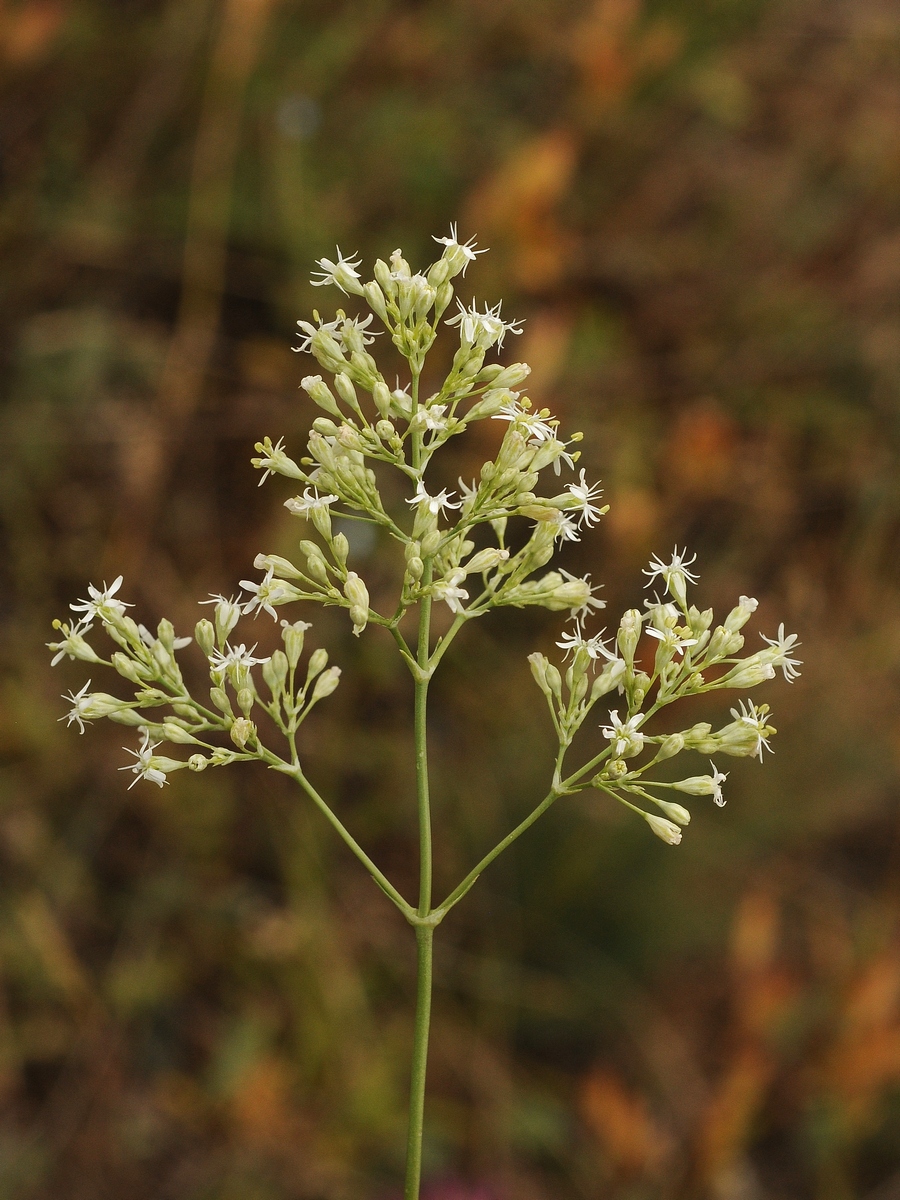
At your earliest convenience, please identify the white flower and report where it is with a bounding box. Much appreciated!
[432,224,484,276]
[561,569,606,622]
[729,699,774,761]
[760,623,802,682]
[70,575,132,624]
[284,487,339,517]
[406,480,462,517]
[254,436,287,486]
[491,400,557,443]
[432,571,469,613]
[420,405,449,433]
[566,470,605,527]
[645,626,698,656]
[555,623,616,661]
[600,710,645,758]
[335,313,378,349]
[643,547,699,592]
[446,299,523,352]
[48,616,100,666]
[138,624,192,651]
[209,643,271,672]
[548,510,581,543]
[710,762,728,807]
[240,568,294,621]
[295,314,341,353]
[60,680,93,734]
[119,729,167,790]
[310,247,363,294]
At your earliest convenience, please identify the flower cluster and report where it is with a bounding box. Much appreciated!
[49,229,800,863]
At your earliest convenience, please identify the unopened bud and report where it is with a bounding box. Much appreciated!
[373,381,392,419]
[617,610,643,665]
[188,754,208,772]
[237,688,255,717]
[644,813,683,846]
[210,687,233,716]
[312,665,342,701]
[306,647,328,681]
[656,733,685,760]
[302,375,343,418]
[280,619,311,669]
[263,650,289,695]
[195,619,215,658]
[652,800,691,826]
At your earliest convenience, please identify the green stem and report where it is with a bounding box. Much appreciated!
[404,547,434,1200]
[415,567,433,917]
[274,759,413,918]
[404,924,434,1200]
[437,786,559,913]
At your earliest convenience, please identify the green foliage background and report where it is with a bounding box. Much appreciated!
[1,0,900,1196]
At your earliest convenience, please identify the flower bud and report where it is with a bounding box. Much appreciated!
[631,671,652,706]
[420,530,441,558]
[528,653,553,697]
[280,620,311,669]
[375,419,395,441]
[372,381,392,419]
[652,799,691,825]
[591,658,627,701]
[312,665,341,701]
[194,619,215,658]
[312,416,340,437]
[162,722,202,744]
[237,688,255,717]
[464,547,509,575]
[331,533,350,567]
[374,258,396,298]
[406,557,424,581]
[230,717,256,748]
[210,687,233,716]
[306,647,328,682]
[617,610,643,665]
[724,595,759,633]
[656,733,685,760]
[334,373,361,413]
[644,813,682,846]
[188,754,208,771]
[112,652,151,684]
[343,571,369,609]
[302,375,342,418]
[254,553,303,580]
[107,709,148,726]
[363,280,388,321]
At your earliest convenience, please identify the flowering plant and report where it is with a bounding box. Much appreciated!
[49,229,800,1199]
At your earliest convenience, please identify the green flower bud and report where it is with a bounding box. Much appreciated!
[528,652,553,697]
[237,688,255,717]
[334,373,361,413]
[617,610,643,665]
[652,799,691,826]
[724,595,759,633]
[656,733,685,760]
[312,665,341,701]
[591,658,626,701]
[331,533,349,567]
[306,648,328,682]
[644,813,682,846]
[195,620,215,658]
[210,687,233,716]
[112,652,151,684]
[301,374,342,418]
[363,280,389,322]
[281,620,311,669]
[188,754,208,771]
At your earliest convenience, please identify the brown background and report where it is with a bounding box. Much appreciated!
[1,1,899,1197]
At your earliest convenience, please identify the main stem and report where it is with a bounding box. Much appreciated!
[404,454,435,1200]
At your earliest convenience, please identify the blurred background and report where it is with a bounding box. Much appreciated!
[1,0,900,1196]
